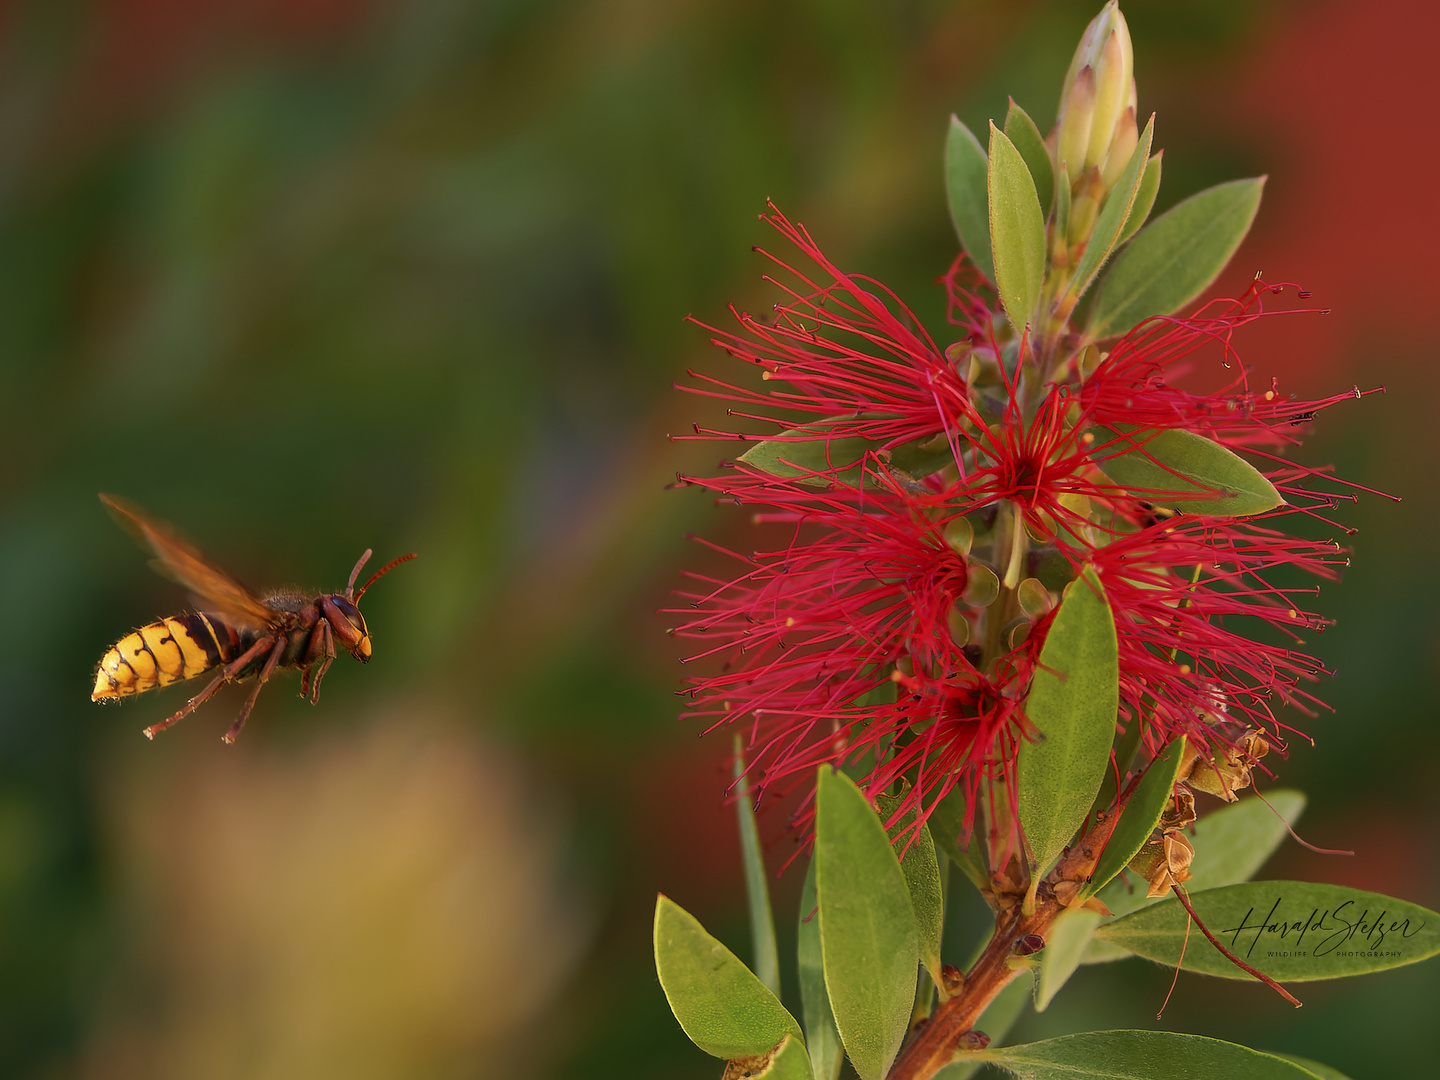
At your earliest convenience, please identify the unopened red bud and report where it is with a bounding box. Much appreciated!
[958,1030,992,1051]
[1014,932,1046,955]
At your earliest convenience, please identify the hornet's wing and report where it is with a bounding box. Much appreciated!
[100,493,277,631]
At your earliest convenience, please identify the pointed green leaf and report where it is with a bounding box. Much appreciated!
[988,122,1047,332]
[734,739,780,997]
[1272,1054,1352,1080]
[653,895,803,1059]
[1018,568,1119,875]
[1035,907,1104,1011]
[976,1030,1331,1079]
[1085,712,1145,834]
[738,418,953,488]
[798,859,843,1080]
[1117,151,1162,246]
[1085,736,1188,899]
[877,792,945,984]
[946,116,995,283]
[1087,177,1265,339]
[1095,881,1440,980]
[1181,790,1307,896]
[815,767,917,1080]
[730,1034,815,1080]
[1091,425,1283,516]
[1065,115,1154,306]
[1004,99,1053,213]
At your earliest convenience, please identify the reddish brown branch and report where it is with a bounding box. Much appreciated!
[887,804,1127,1080]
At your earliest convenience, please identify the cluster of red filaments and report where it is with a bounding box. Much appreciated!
[671,205,1380,844]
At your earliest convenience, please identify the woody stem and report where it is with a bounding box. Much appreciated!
[885,908,1041,1080]
[887,803,1124,1080]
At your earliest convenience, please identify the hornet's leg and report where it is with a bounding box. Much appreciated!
[298,621,323,699]
[222,635,287,745]
[298,619,335,704]
[306,621,336,705]
[142,635,275,740]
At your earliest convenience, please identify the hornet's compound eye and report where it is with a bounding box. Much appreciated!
[324,596,372,658]
[332,596,366,634]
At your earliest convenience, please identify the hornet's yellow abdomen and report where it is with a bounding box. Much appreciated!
[93,614,225,700]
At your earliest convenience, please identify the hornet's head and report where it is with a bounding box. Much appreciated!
[324,594,373,661]
[323,549,418,662]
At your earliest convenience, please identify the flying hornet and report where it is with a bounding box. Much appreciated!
[92,494,416,743]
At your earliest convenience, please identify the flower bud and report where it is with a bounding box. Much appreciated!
[1054,2,1135,179]
[1099,106,1138,189]
[1055,65,1096,177]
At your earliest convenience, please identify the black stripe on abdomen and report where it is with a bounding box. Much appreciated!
[177,612,227,668]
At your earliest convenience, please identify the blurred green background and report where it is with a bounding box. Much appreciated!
[0,0,1434,1077]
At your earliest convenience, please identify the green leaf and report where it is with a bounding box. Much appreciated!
[1087,177,1265,339]
[1272,1054,1353,1080]
[1117,151,1162,246]
[1084,712,1145,835]
[1091,425,1283,516]
[798,859,843,1080]
[1095,881,1440,980]
[1065,115,1154,306]
[876,792,945,985]
[738,419,953,488]
[1004,99,1053,214]
[1017,568,1119,876]
[815,766,918,1080]
[1182,790,1307,896]
[1086,737,1188,899]
[734,737,780,996]
[927,788,988,893]
[653,895,803,1059]
[976,1030,1331,1079]
[946,116,995,283]
[1034,907,1104,1011]
[987,122,1047,332]
[1090,790,1304,936]
[730,1034,815,1080]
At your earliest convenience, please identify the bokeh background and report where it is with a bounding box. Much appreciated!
[0,0,1434,1077]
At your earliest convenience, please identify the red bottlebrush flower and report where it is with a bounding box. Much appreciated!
[672,205,1381,848]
